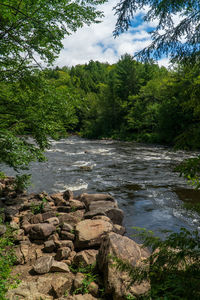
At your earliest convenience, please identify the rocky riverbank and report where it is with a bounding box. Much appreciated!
[0,176,149,300]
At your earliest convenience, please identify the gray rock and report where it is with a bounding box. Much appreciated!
[60,231,75,241]
[105,208,124,225]
[58,213,81,226]
[113,224,126,235]
[46,217,59,226]
[75,219,113,249]
[57,206,71,213]
[73,249,98,266]
[89,200,118,211]
[61,222,74,232]
[80,193,115,209]
[55,247,71,261]
[73,272,84,290]
[97,232,150,299]
[50,260,70,273]
[63,190,73,201]
[51,274,74,298]
[43,240,56,253]
[29,223,56,240]
[33,256,53,274]
[0,224,6,235]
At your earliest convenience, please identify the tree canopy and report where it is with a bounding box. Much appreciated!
[0,0,105,80]
[0,0,105,173]
[114,0,200,63]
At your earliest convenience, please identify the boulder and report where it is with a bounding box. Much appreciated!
[29,223,56,240]
[75,219,113,249]
[92,215,112,223]
[60,231,75,241]
[42,211,57,221]
[113,224,126,235]
[63,190,73,201]
[51,274,74,298]
[97,232,150,299]
[46,217,59,226]
[69,199,85,210]
[80,193,115,209]
[29,214,43,224]
[55,247,71,261]
[58,213,81,226]
[51,193,66,206]
[6,281,53,300]
[33,256,53,274]
[50,260,70,273]
[61,222,74,232]
[73,249,98,266]
[105,208,124,225]
[85,207,124,225]
[4,206,19,221]
[89,200,118,211]
[43,240,56,253]
[73,272,85,290]
[58,240,74,251]
[57,206,71,213]
[88,281,99,297]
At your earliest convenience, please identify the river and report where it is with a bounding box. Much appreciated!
[3,136,200,237]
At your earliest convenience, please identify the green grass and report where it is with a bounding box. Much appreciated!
[0,217,20,299]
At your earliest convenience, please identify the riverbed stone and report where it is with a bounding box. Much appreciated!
[46,217,59,226]
[85,207,124,225]
[29,223,56,240]
[97,232,150,299]
[61,222,74,232]
[113,224,126,235]
[51,274,74,298]
[89,200,118,211]
[75,219,113,249]
[73,249,98,266]
[70,199,85,210]
[55,247,71,261]
[58,213,81,226]
[6,281,53,300]
[63,189,73,201]
[73,272,85,290]
[29,213,43,224]
[50,260,70,273]
[43,240,56,253]
[80,193,115,209]
[33,256,53,274]
[60,230,75,241]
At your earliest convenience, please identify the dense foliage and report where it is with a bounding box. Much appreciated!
[45,57,200,151]
[0,0,105,174]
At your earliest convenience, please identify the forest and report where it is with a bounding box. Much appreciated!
[45,57,200,150]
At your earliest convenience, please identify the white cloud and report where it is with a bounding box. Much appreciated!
[54,0,170,68]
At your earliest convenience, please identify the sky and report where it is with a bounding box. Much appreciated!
[55,0,170,68]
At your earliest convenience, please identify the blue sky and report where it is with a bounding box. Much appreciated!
[55,0,170,68]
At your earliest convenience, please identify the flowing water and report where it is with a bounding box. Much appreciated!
[3,136,200,237]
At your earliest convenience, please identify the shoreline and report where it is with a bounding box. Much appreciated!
[0,176,150,300]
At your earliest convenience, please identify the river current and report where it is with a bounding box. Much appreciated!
[4,136,200,237]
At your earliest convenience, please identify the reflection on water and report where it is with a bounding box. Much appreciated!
[2,136,200,237]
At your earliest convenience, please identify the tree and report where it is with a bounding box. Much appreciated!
[114,0,200,63]
[0,0,105,175]
[0,0,105,80]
